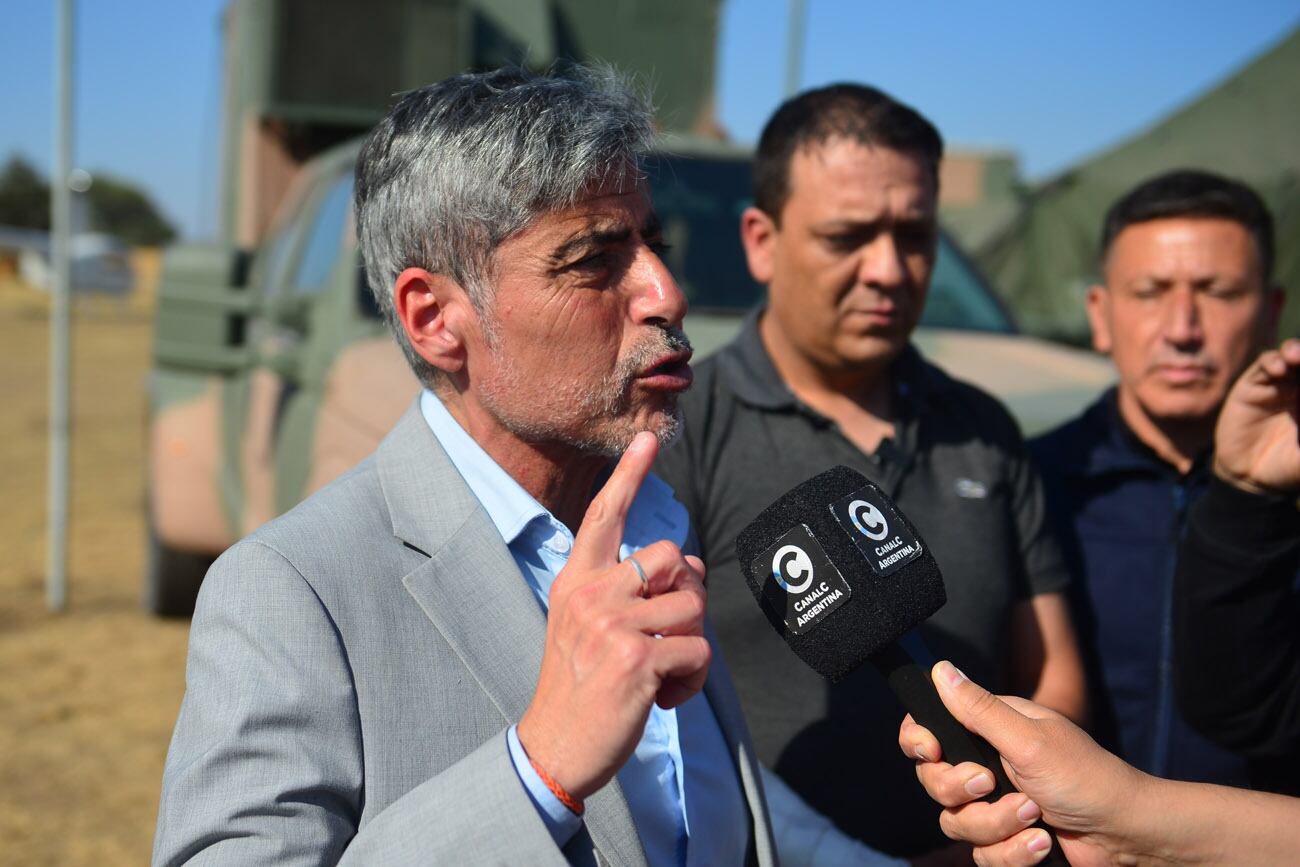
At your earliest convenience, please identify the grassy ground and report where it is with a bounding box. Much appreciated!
[0,253,190,865]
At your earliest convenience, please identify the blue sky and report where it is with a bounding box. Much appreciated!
[2,1,1297,238]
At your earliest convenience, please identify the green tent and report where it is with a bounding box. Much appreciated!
[978,26,1300,344]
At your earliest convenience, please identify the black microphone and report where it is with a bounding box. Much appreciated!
[735,465,1068,865]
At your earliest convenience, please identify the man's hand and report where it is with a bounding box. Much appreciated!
[517,432,711,802]
[1213,338,1300,495]
[898,662,1155,867]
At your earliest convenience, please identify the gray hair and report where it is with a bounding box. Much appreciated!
[354,66,656,387]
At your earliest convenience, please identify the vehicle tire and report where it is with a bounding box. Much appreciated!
[144,529,213,618]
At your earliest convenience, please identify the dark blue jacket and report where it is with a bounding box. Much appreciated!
[1030,390,1250,787]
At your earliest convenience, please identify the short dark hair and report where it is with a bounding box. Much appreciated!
[1100,169,1275,281]
[752,83,943,222]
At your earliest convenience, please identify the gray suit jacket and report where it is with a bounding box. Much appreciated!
[154,403,778,866]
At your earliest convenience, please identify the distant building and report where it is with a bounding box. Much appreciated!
[0,226,134,295]
[939,150,1024,254]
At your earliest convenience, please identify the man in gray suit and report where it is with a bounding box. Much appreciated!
[154,67,776,866]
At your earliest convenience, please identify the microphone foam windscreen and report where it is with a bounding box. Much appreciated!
[734,465,946,682]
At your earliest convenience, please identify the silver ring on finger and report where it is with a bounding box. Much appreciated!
[624,554,649,597]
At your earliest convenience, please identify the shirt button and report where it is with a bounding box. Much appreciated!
[550,532,572,554]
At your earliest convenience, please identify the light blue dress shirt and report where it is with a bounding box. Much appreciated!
[420,391,748,866]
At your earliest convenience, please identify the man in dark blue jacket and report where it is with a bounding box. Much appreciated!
[1030,170,1287,790]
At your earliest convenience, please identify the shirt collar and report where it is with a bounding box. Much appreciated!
[1063,388,1211,480]
[715,307,798,410]
[419,390,547,545]
[716,305,944,415]
[419,389,688,550]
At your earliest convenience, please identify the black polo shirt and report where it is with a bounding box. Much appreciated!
[657,310,1070,857]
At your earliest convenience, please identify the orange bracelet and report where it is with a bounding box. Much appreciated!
[529,755,585,816]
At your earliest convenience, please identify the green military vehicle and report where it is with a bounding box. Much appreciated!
[145,135,1114,615]
[145,0,1114,614]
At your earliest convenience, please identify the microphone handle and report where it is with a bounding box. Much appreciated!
[872,642,1070,866]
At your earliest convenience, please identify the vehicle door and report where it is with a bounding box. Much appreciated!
[226,164,354,534]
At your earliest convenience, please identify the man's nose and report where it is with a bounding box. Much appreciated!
[1163,286,1204,349]
[857,233,907,289]
[628,246,688,327]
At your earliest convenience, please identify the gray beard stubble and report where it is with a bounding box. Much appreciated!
[478,324,691,457]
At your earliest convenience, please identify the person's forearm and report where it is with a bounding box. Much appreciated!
[1127,774,1300,866]
[1015,594,1088,725]
[1028,676,1087,727]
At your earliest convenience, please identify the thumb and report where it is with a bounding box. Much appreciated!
[931,660,1039,764]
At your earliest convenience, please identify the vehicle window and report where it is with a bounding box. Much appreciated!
[645,152,760,310]
[258,220,303,296]
[924,234,1014,333]
[646,151,1014,333]
[255,159,330,297]
[291,173,354,295]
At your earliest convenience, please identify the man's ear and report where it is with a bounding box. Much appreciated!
[392,267,472,375]
[739,205,779,285]
[1085,283,1113,355]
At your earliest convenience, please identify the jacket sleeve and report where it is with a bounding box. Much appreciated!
[152,539,565,867]
[1173,477,1300,758]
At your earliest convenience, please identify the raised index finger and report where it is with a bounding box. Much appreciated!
[569,431,659,571]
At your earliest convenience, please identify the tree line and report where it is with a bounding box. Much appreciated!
[0,155,176,247]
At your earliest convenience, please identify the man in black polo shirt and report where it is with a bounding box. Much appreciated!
[655,83,1086,859]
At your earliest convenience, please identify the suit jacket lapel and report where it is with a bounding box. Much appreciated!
[378,402,648,867]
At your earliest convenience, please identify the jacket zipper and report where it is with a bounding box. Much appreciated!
[1151,480,1190,775]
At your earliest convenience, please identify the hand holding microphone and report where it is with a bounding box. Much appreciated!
[901,662,1300,866]
[735,466,1069,864]
[737,464,1300,866]
[900,663,1148,866]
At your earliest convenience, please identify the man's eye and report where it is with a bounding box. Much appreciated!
[824,234,860,252]
[648,240,674,257]
[1206,285,1247,300]
[568,251,608,271]
[897,226,936,249]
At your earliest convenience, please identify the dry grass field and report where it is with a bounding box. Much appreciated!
[0,253,190,865]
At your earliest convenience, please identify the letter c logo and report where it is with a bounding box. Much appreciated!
[772,544,815,594]
[848,499,890,541]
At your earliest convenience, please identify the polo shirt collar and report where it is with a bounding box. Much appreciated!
[716,305,945,415]
[716,307,796,410]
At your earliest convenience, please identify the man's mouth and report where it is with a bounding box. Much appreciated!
[1153,363,1214,385]
[845,306,900,327]
[636,349,694,391]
